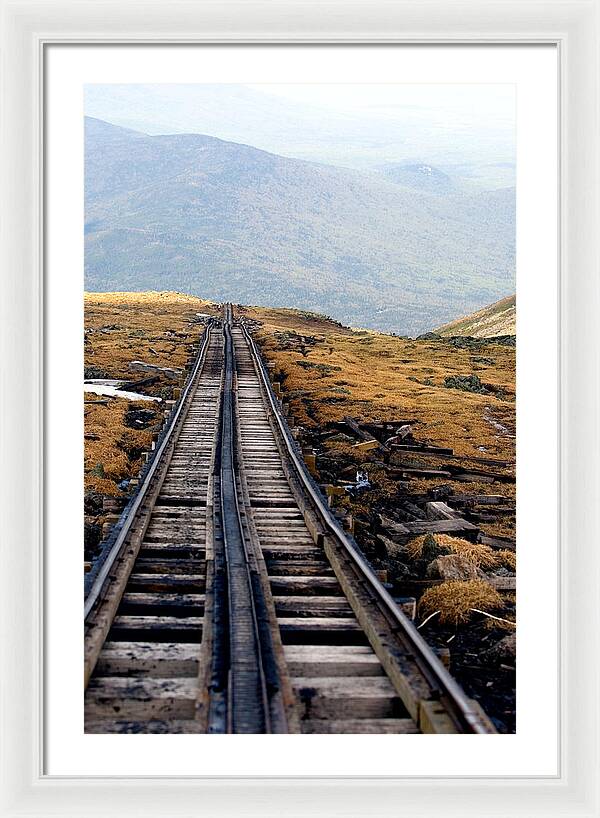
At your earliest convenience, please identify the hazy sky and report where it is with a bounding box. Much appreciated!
[85,83,515,184]
[247,83,514,127]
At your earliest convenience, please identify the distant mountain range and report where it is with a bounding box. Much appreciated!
[435,294,516,337]
[84,117,515,335]
[84,85,516,180]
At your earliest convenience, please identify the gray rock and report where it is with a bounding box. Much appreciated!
[425,553,486,581]
[483,632,516,664]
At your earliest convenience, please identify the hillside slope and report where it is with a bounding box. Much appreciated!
[85,117,515,335]
[435,295,516,338]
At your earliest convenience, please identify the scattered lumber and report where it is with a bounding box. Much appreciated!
[451,494,507,505]
[425,501,460,521]
[119,375,160,392]
[342,416,386,449]
[402,518,479,542]
[380,514,479,542]
[451,472,496,484]
[378,514,410,536]
[397,576,515,593]
[362,420,417,431]
[401,500,428,521]
[462,455,513,468]
[390,443,453,456]
[129,361,182,380]
[390,446,513,469]
[396,467,452,479]
[352,439,380,452]
[446,465,515,484]
[479,534,516,552]
[469,507,513,523]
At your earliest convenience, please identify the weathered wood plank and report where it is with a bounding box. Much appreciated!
[284,645,383,677]
[403,518,479,540]
[132,559,206,574]
[275,596,352,617]
[425,501,460,521]
[292,676,401,719]
[301,718,418,734]
[269,576,341,595]
[279,617,360,631]
[85,677,197,720]
[127,573,206,592]
[85,719,206,734]
[96,641,200,677]
[479,534,516,551]
[266,562,334,576]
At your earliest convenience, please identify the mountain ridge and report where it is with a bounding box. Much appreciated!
[85,117,515,335]
[435,294,516,337]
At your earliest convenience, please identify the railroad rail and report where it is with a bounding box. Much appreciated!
[84,305,495,734]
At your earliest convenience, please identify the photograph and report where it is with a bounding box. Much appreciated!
[82,81,516,735]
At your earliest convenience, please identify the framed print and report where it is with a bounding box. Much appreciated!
[0,1,599,816]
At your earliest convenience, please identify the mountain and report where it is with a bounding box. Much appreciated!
[84,85,516,177]
[84,117,515,335]
[435,294,516,337]
[377,163,456,194]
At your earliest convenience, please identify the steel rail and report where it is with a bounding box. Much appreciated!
[218,310,271,732]
[84,322,214,621]
[240,319,491,734]
[208,304,285,734]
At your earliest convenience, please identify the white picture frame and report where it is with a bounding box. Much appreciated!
[1,1,598,815]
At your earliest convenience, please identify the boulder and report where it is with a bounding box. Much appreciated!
[483,632,516,664]
[425,553,486,582]
[377,534,407,561]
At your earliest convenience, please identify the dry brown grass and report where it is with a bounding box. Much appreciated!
[84,398,154,494]
[246,305,515,463]
[85,291,219,378]
[419,579,505,626]
[84,291,219,495]
[406,533,499,570]
[496,549,517,572]
[245,302,515,538]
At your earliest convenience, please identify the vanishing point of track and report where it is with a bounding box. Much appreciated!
[84,305,495,734]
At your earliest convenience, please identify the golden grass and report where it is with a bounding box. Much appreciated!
[496,549,516,572]
[85,291,219,378]
[245,302,515,538]
[84,291,219,495]
[419,579,505,626]
[406,533,500,569]
[247,304,515,462]
[84,398,154,494]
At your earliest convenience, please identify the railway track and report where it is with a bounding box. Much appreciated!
[84,305,495,734]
